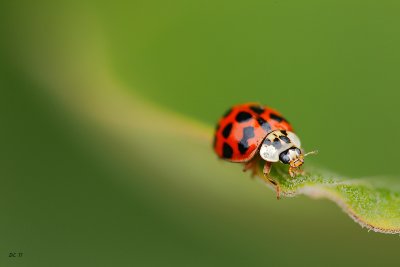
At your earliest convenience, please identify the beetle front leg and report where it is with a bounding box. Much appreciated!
[289,166,296,178]
[262,162,281,200]
[289,166,305,178]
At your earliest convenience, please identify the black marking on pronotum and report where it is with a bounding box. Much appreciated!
[272,138,282,149]
[263,138,272,145]
[222,123,233,138]
[238,126,255,154]
[280,136,291,144]
[223,108,232,118]
[270,113,286,122]
[249,105,264,114]
[235,112,252,123]
[281,130,287,136]
[256,117,271,132]
[222,143,233,158]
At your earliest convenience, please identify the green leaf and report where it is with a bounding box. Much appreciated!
[262,163,400,234]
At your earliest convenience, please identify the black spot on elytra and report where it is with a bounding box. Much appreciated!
[270,113,286,122]
[249,105,264,114]
[222,143,233,158]
[238,143,248,154]
[238,126,255,155]
[280,136,291,144]
[223,108,232,118]
[256,117,271,132]
[222,123,233,138]
[273,138,282,149]
[243,127,255,142]
[235,112,252,123]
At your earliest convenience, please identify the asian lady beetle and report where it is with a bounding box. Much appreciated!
[213,103,316,198]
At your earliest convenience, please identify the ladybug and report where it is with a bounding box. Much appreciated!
[213,103,316,197]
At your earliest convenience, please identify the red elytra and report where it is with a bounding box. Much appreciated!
[213,103,293,162]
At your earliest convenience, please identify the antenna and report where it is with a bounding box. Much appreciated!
[304,150,318,157]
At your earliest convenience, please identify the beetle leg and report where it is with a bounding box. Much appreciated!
[289,166,305,178]
[263,162,281,200]
[243,158,259,178]
[289,166,296,178]
[243,160,254,173]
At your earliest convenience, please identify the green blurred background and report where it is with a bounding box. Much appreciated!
[1,1,400,266]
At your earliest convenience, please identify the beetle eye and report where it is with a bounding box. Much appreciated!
[279,150,291,164]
